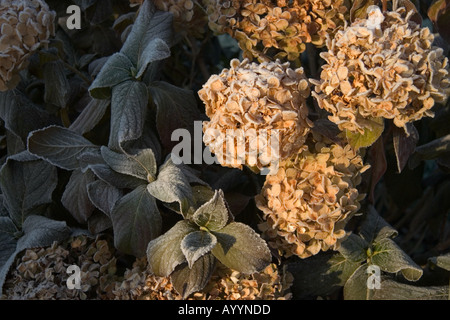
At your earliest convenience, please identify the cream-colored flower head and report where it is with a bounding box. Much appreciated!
[199,58,312,172]
[311,6,450,134]
[203,0,348,61]
[0,0,56,91]
[256,133,370,258]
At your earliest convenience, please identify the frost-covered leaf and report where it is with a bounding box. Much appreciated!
[147,220,197,277]
[18,215,71,250]
[192,190,230,231]
[69,98,109,135]
[44,60,70,108]
[109,80,148,152]
[345,117,384,150]
[0,158,57,228]
[88,53,134,99]
[0,90,52,144]
[211,222,271,274]
[338,233,368,263]
[87,180,122,216]
[288,251,361,299]
[359,205,398,244]
[428,0,450,43]
[0,216,18,273]
[170,254,215,299]
[88,212,112,234]
[136,38,170,79]
[393,124,419,173]
[180,231,217,268]
[149,81,202,150]
[429,253,450,271]
[147,157,193,215]
[111,185,162,257]
[101,146,157,181]
[0,215,70,295]
[61,169,96,224]
[121,0,172,66]
[344,265,447,300]
[343,263,374,300]
[371,238,423,281]
[27,126,98,171]
[89,163,145,189]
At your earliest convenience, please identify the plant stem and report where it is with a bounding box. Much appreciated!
[382,0,387,12]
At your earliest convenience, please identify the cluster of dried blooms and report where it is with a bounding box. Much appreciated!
[199,58,312,172]
[1,236,119,300]
[130,0,206,37]
[113,259,292,300]
[203,0,348,61]
[311,6,450,134]
[0,0,55,91]
[256,133,370,258]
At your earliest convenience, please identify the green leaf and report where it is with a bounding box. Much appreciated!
[87,180,123,216]
[111,185,162,257]
[109,80,149,152]
[0,158,57,228]
[149,81,202,150]
[287,251,361,299]
[27,125,98,171]
[370,279,449,300]
[359,205,398,244]
[181,231,217,268]
[69,98,109,135]
[429,253,450,271]
[88,53,134,99]
[345,117,384,150]
[211,222,271,274]
[343,263,373,300]
[338,233,369,263]
[146,220,197,277]
[344,265,448,300]
[147,157,193,215]
[170,254,215,299]
[136,38,171,79]
[121,0,172,67]
[101,146,157,182]
[61,169,96,224]
[192,190,230,231]
[371,238,423,281]
[44,60,70,108]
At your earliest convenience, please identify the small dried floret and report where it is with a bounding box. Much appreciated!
[256,133,369,258]
[0,0,56,91]
[203,0,348,61]
[199,58,312,172]
[311,6,450,134]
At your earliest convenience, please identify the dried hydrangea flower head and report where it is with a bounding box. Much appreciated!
[203,0,348,61]
[199,58,312,172]
[112,259,292,300]
[1,236,118,300]
[311,6,450,134]
[0,0,56,91]
[130,0,206,37]
[256,133,370,258]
